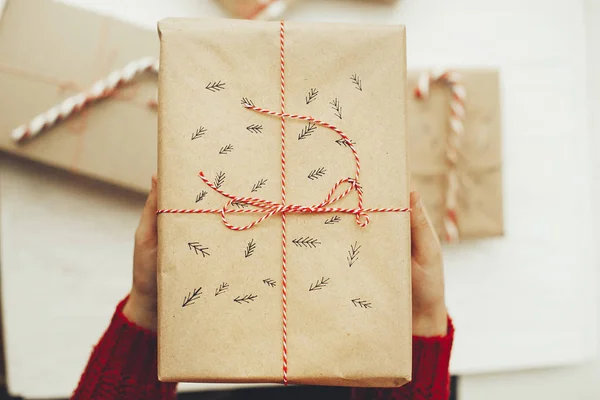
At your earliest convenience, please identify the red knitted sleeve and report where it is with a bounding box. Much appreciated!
[71,297,177,400]
[350,317,454,400]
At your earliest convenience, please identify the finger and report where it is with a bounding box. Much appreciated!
[410,191,441,264]
[136,176,158,244]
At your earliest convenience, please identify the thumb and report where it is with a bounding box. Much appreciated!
[135,176,158,245]
[410,191,441,265]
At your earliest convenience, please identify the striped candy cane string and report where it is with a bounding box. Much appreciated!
[414,70,466,243]
[157,21,411,384]
[10,57,159,143]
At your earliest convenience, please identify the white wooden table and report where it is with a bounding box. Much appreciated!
[0,0,594,398]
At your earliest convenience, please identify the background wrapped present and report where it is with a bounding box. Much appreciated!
[217,0,297,19]
[407,69,503,242]
[0,0,158,193]
[157,18,411,386]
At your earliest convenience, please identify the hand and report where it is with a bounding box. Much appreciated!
[410,191,448,337]
[123,176,159,331]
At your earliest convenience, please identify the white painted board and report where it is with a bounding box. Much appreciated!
[0,0,594,398]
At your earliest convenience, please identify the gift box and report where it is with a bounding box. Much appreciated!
[157,18,411,386]
[0,0,158,193]
[407,70,503,241]
[217,0,296,20]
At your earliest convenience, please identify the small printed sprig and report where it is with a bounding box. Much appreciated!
[298,122,317,140]
[246,124,263,134]
[347,241,361,267]
[350,74,363,91]
[188,242,210,257]
[182,287,202,308]
[231,200,249,209]
[324,216,341,225]
[214,282,229,296]
[335,138,356,147]
[195,190,207,203]
[191,126,207,140]
[351,298,372,309]
[219,144,233,155]
[292,237,321,248]
[330,98,342,119]
[251,178,267,193]
[234,294,258,304]
[263,278,276,287]
[241,97,255,107]
[305,88,319,104]
[244,239,256,258]
[205,81,226,92]
[309,277,330,292]
[308,167,326,180]
[214,171,226,189]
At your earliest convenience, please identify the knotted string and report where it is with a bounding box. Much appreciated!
[157,21,410,385]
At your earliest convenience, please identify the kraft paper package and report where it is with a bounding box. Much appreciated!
[407,70,503,240]
[157,18,412,386]
[0,0,158,193]
[217,0,297,19]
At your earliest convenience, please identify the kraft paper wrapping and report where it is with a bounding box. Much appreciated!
[0,0,158,193]
[157,18,411,387]
[407,70,503,240]
[217,0,296,19]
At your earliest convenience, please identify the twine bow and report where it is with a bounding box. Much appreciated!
[198,173,371,230]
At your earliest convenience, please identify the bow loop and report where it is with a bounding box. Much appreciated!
[200,172,369,231]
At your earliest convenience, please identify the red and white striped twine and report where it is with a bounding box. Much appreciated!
[10,57,159,143]
[414,70,466,243]
[158,21,410,384]
[278,20,289,385]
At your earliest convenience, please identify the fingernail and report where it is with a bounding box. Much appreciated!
[151,177,157,190]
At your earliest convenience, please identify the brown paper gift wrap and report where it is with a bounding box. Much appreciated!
[407,70,503,240]
[157,18,411,387]
[0,0,158,193]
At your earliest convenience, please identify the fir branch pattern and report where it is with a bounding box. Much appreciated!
[195,190,208,203]
[308,167,326,180]
[188,242,210,257]
[205,81,226,92]
[347,241,361,267]
[191,126,207,140]
[214,171,226,189]
[292,237,321,248]
[330,98,342,119]
[350,74,363,91]
[352,298,372,309]
[305,88,319,104]
[244,239,256,258]
[263,278,276,287]
[298,122,317,140]
[246,124,263,134]
[324,216,341,225]
[336,138,356,147]
[251,178,268,193]
[309,277,330,292]
[234,294,258,304]
[231,200,249,209]
[182,287,202,308]
[241,97,255,107]
[219,144,233,154]
[214,282,229,296]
